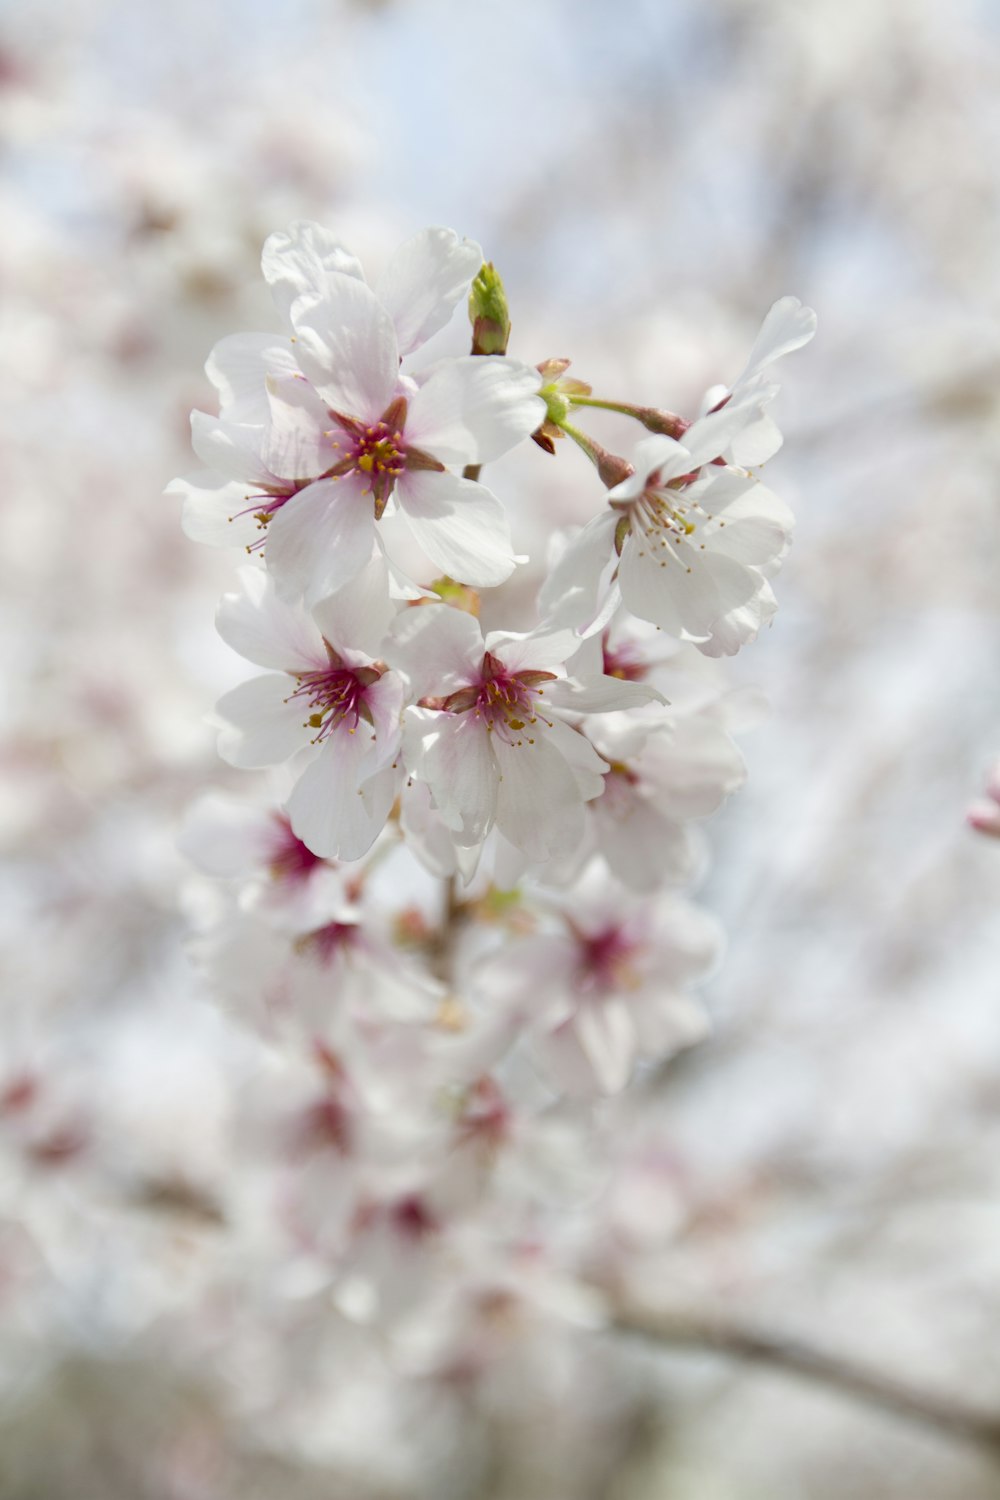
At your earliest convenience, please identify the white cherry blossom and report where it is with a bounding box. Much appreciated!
[387,604,664,862]
[476,879,719,1097]
[173,223,546,604]
[213,562,403,860]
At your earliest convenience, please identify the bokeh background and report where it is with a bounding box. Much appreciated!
[4,0,1000,1495]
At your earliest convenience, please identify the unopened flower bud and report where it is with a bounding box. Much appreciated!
[632,406,691,439]
[592,443,635,489]
[468,262,511,355]
[430,576,481,616]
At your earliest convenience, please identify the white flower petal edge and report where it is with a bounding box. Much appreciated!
[264,476,377,607]
[375,227,483,358]
[736,296,817,387]
[407,357,545,467]
[262,220,365,327]
[291,272,400,421]
[216,565,326,672]
[397,469,517,589]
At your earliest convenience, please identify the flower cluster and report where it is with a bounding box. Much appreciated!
[172,220,813,1371]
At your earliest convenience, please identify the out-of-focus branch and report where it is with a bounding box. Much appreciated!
[611,1298,1000,1455]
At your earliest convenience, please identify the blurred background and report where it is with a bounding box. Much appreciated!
[3,0,1000,1495]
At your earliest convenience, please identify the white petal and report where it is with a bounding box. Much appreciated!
[537,512,620,637]
[177,792,275,878]
[573,1001,637,1094]
[737,297,817,385]
[546,675,665,714]
[190,411,275,487]
[262,221,365,325]
[264,476,376,606]
[206,333,300,423]
[216,566,326,672]
[543,718,608,801]
[620,537,757,639]
[287,737,395,860]
[399,779,462,880]
[387,602,484,697]
[492,733,585,860]
[617,539,692,637]
[641,719,745,819]
[375,228,482,357]
[291,274,399,420]
[537,1003,635,1097]
[709,475,794,531]
[169,471,261,549]
[728,410,783,468]
[406,357,544,467]
[215,675,306,768]
[682,384,776,469]
[311,552,395,656]
[592,796,699,891]
[609,436,691,499]
[630,992,708,1059]
[358,671,405,770]
[701,514,787,568]
[397,469,516,588]
[699,579,778,658]
[485,627,578,674]
[261,372,336,481]
[402,709,496,844]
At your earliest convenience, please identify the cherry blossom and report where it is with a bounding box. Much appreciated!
[213,562,403,859]
[173,222,546,604]
[388,603,664,862]
[475,878,719,1096]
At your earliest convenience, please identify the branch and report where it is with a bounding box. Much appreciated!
[611,1300,1000,1455]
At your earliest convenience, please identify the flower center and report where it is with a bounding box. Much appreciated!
[325,395,411,519]
[267,815,327,882]
[231,481,309,554]
[601,632,649,682]
[578,923,641,992]
[617,475,716,576]
[354,425,405,479]
[438,653,557,746]
[286,645,381,743]
[296,920,358,964]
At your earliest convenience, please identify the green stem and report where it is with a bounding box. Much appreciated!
[559,421,634,489]
[568,395,642,417]
[559,420,603,464]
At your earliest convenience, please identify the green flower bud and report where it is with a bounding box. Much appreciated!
[468,262,511,356]
[430,576,481,617]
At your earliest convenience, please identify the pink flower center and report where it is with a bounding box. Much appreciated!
[353,423,405,476]
[326,396,411,518]
[578,923,641,992]
[601,632,649,682]
[297,920,359,964]
[295,1093,353,1157]
[390,1193,439,1241]
[286,646,381,744]
[267,815,327,882]
[439,653,557,746]
[232,481,308,554]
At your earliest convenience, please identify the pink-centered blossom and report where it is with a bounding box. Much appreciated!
[171,222,546,603]
[480,882,720,1097]
[539,298,814,653]
[387,604,664,862]
[213,561,403,859]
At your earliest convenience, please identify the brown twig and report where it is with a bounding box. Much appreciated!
[611,1300,1000,1455]
[426,873,468,983]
